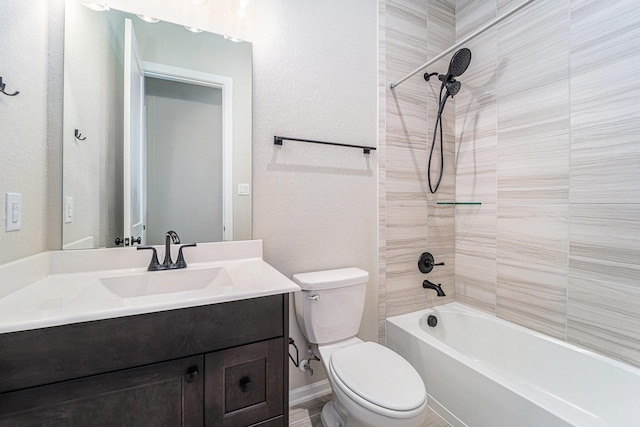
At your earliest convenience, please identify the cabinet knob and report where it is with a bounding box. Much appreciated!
[239,376,251,392]
[185,366,199,383]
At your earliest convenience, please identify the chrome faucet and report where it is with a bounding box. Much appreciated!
[137,230,197,271]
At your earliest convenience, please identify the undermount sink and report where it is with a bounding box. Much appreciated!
[98,267,233,298]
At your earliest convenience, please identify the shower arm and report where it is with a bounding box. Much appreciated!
[389,0,536,90]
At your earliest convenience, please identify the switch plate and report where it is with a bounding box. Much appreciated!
[64,196,74,224]
[5,192,22,232]
[238,183,250,195]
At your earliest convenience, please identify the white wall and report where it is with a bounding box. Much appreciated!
[0,1,51,264]
[4,0,377,393]
[108,0,379,390]
[63,1,124,249]
[249,1,378,390]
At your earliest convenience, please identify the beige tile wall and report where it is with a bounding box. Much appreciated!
[454,0,640,367]
[380,0,640,368]
[379,0,457,342]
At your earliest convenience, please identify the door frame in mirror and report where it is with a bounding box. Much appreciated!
[142,62,234,241]
[124,18,146,247]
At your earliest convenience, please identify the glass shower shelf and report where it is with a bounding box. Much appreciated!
[436,202,482,205]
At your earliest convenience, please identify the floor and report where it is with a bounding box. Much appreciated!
[289,394,452,427]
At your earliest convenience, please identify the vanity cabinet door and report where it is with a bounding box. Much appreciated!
[205,337,284,427]
[0,355,203,427]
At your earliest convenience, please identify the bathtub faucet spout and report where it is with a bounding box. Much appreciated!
[423,279,446,297]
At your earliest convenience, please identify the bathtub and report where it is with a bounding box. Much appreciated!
[386,302,640,427]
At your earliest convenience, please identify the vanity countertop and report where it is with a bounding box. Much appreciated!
[0,240,300,334]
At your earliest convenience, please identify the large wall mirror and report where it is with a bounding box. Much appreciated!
[62,0,252,249]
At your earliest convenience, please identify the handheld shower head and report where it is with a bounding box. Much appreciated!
[445,80,461,97]
[426,47,472,194]
[436,48,471,98]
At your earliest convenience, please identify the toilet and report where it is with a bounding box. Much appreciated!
[293,267,427,427]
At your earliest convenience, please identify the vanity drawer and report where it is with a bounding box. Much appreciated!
[0,294,285,393]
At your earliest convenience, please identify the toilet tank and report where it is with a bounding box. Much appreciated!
[293,267,369,345]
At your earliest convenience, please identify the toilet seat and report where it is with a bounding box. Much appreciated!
[329,341,427,419]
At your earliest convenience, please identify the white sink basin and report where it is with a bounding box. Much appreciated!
[0,240,301,334]
[98,267,233,298]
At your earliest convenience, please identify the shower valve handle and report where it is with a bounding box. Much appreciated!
[418,252,444,274]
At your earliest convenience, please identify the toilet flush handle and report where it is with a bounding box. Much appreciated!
[306,294,320,301]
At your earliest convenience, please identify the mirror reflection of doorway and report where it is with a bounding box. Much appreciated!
[144,77,224,245]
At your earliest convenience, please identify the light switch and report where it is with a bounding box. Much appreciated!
[5,192,22,232]
[64,196,74,224]
[238,183,250,195]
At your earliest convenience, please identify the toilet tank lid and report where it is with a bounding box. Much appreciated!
[292,267,369,291]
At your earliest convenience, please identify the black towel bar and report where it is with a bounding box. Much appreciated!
[274,136,376,154]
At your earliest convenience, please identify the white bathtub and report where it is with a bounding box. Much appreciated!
[386,302,640,427]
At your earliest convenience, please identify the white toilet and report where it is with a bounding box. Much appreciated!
[293,267,427,427]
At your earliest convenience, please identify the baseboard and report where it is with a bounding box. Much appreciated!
[289,379,331,407]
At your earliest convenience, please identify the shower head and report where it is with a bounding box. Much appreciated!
[435,48,471,98]
[447,48,472,78]
[427,48,472,194]
[445,80,461,97]
[425,48,472,85]
[438,48,472,85]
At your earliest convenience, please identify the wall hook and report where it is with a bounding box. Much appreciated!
[0,77,19,96]
[74,129,87,141]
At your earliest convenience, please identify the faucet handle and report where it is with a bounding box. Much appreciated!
[137,246,161,271]
[418,252,445,273]
[175,243,197,269]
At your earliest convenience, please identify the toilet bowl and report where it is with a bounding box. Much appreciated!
[293,268,427,427]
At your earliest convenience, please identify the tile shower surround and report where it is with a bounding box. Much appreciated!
[379,0,640,368]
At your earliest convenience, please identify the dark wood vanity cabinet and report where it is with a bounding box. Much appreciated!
[0,355,205,426]
[0,294,289,426]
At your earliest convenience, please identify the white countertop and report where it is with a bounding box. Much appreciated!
[0,240,300,334]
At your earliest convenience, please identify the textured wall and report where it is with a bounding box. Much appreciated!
[249,1,378,390]
[379,0,457,340]
[104,0,379,391]
[62,2,124,249]
[0,1,51,265]
[454,0,640,368]
[4,1,377,394]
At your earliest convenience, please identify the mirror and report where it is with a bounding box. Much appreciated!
[62,0,252,249]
